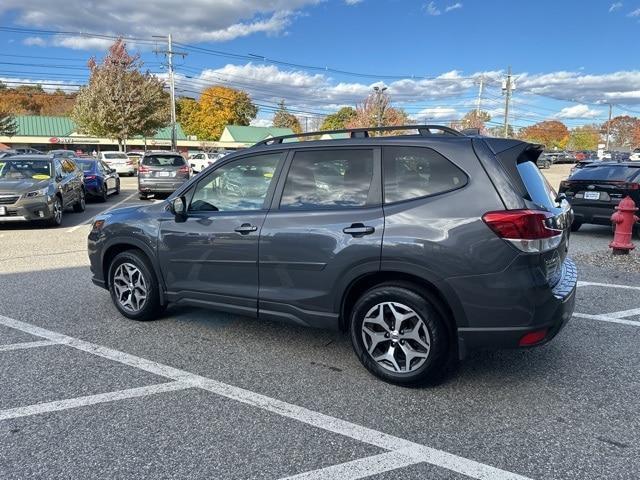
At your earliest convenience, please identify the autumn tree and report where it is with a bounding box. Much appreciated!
[320,107,357,131]
[601,115,640,149]
[0,84,76,116]
[272,100,302,134]
[346,90,409,134]
[72,39,169,150]
[0,112,17,136]
[519,120,569,149]
[454,110,491,131]
[567,125,600,151]
[633,124,640,148]
[181,86,258,140]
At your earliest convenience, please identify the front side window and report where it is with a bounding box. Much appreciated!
[383,146,467,204]
[189,153,282,212]
[280,149,374,210]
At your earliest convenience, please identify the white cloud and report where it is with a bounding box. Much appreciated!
[609,2,623,12]
[628,7,640,16]
[0,0,321,48]
[250,118,274,127]
[424,2,441,15]
[445,3,463,12]
[555,104,603,119]
[410,107,459,120]
[0,77,79,93]
[344,0,363,4]
[23,36,46,46]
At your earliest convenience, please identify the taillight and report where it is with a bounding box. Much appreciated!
[85,175,96,180]
[625,182,640,190]
[482,210,563,253]
[138,165,150,174]
[178,165,190,174]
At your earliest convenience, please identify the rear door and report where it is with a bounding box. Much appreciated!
[258,147,383,328]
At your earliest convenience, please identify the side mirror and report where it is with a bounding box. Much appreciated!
[171,196,187,222]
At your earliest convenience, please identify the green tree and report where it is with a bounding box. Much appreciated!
[568,125,600,151]
[0,112,17,136]
[320,107,356,131]
[72,39,169,150]
[272,100,302,134]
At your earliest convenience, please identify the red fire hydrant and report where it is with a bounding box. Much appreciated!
[609,196,639,255]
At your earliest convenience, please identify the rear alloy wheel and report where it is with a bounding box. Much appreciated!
[108,251,164,321]
[350,283,449,386]
[73,189,86,212]
[46,196,63,227]
[115,180,121,195]
[99,184,108,203]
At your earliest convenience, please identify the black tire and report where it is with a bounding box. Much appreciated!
[544,160,551,169]
[570,220,582,232]
[349,282,450,387]
[99,184,108,203]
[107,250,165,321]
[115,180,121,195]
[73,189,86,212]
[46,196,63,227]
[139,192,148,200]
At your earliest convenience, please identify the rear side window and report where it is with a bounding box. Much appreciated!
[280,149,374,209]
[517,161,558,209]
[142,155,185,167]
[383,146,467,203]
[570,165,640,181]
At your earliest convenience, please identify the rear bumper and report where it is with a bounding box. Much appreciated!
[138,178,188,193]
[456,258,577,355]
[572,204,615,226]
[113,165,135,175]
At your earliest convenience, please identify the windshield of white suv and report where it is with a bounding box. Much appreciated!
[103,153,129,160]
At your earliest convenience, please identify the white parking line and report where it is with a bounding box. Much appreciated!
[577,281,640,291]
[573,313,640,327]
[67,192,137,233]
[0,340,60,352]
[0,314,531,480]
[280,450,421,480]
[606,307,640,319]
[0,382,190,421]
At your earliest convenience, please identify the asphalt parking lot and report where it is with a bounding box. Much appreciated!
[1,176,639,479]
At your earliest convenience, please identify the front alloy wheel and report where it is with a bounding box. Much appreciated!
[112,263,148,313]
[47,197,63,227]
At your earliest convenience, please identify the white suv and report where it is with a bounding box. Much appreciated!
[630,148,640,161]
[189,152,228,173]
[100,152,135,176]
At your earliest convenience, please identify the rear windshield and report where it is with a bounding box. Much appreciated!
[76,160,95,172]
[570,165,640,181]
[142,155,185,167]
[103,153,128,160]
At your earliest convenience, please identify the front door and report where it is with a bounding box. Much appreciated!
[158,152,284,317]
[258,148,383,328]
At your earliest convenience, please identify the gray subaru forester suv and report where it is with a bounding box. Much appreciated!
[88,125,577,386]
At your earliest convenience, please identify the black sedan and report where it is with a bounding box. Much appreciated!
[559,162,640,232]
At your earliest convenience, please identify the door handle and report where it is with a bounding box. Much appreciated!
[234,223,258,234]
[343,223,375,237]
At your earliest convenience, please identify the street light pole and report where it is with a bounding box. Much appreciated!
[168,34,177,151]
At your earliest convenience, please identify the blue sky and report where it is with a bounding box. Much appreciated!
[1,0,639,128]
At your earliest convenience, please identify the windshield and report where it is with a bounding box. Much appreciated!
[570,165,640,182]
[0,159,52,180]
[142,155,185,167]
[103,153,129,160]
[76,160,96,172]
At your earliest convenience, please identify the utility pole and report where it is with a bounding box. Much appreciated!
[502,66,513,138]
[373,86,388,129]
[605,104,613,151]
[475,76,484,115]
[155,34,187,151]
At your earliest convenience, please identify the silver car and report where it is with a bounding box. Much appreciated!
[137,152,190,200]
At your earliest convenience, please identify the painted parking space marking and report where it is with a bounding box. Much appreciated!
[67,192,137,233]
[279,450,422,480]
[0,314,531,480]
[0,339,61,352]
[573,312,640,327]
[0,381,191,421]
[575,280,640,327]
[577,281,640,291]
